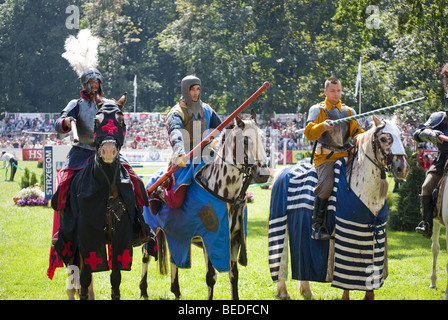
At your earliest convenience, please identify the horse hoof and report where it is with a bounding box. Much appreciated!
[275,290,290,300]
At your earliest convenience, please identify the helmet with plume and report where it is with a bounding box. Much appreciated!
[62,29,103,95]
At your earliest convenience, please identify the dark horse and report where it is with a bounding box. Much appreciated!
[54,93,151,299]
[140,111,270,300]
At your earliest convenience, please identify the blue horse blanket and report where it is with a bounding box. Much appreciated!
[268,159,388,291]
[143,161,233,272]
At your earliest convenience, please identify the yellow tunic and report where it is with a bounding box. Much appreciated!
[304,98,364,167]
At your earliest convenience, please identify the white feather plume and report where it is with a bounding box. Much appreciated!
[62,29,101,77]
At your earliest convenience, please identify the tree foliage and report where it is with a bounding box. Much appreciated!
[0,0,447,119]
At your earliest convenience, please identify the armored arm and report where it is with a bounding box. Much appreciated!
[413,128,443,144]
[166,113,186,159]
[55,99,79,134]
[413,111,446,144]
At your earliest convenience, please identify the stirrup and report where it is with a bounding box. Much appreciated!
[415,221,432,239]
[312,225,331,241]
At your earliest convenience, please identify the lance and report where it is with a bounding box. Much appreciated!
[329,96,427,125]
[146,81,270,194]
[71,120,79,143]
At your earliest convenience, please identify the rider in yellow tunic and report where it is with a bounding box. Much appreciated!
[304,77,364,240]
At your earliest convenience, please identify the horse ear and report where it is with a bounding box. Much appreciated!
[250,109,257,123]
[94,92,103,108]
[372,115,382,127]
[116,92,127,109]
[236,116,245,129]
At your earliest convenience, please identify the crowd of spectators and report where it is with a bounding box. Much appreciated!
[0,113,438,156]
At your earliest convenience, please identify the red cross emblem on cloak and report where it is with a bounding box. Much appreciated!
[117,249,132,269]
[62,241,72,257]
[84,252,103,271]
[102,119,118,135]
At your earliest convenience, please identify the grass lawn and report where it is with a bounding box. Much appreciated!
[0,161,447,300]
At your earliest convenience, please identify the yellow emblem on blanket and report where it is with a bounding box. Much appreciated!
[197,203,219,233]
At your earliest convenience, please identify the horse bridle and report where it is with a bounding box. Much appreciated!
[365,123,394,180]
[200,130,256,204]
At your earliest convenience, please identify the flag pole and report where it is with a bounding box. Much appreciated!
[359,68,362,115]
[133,75,137,113]
[146,81,270,195]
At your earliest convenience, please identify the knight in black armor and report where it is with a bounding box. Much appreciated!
[48,30,153,281]
[413,67,448,238]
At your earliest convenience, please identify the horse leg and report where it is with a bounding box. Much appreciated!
[298,281,313,299]
[275,231,290,300]
[229,234,241,300]
[110,268,121,300]
[170,262,181,299]
[364,290,375,300]
[341,290,350,300]
[139,245,150,299]
[66,265,78,300]
[204,250,217,300]
[88,277,95,300]
[430,222,441,289]
[79,268,92,300]
[229,261,239,300]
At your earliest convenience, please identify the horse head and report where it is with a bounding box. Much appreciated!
[93,92,127,164]
[218,109,270,184]
[359,115,409,180]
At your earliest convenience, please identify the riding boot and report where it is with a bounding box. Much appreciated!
[415,195,434,239]
[311,197,331,241]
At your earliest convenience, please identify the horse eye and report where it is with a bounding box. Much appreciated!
[116,112,124,126]
[95,113,104,128]
[380,137,388,143]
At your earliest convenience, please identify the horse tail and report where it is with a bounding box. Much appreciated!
[157,230,168,275]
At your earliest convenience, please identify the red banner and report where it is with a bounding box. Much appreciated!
[275,150,310,164]
[22,148,44,161]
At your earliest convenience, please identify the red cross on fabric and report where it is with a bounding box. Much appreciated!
[62,241,72,257]
[117,249,132,269]
[102,119,118,135]
[84,252,103,271]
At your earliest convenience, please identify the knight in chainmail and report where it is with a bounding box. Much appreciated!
[149,75,221,213]
[304,77,365,240]
[413,63,448,239]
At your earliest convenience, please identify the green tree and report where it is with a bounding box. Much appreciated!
[0,0,80,114]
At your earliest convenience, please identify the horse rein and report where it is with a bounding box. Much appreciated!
[365,123,392,180]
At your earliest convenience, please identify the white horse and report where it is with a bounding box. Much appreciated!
[429,162,448,299]
[141,111,269,300]
[270,115,409,300]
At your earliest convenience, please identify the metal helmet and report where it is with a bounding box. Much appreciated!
[181,75,203,119]
[80,68,103,95]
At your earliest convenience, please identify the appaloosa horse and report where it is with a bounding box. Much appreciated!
[140,110,269,300]
[429,160,448,299]
[269,115,408,300]
[55,93,151,299]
